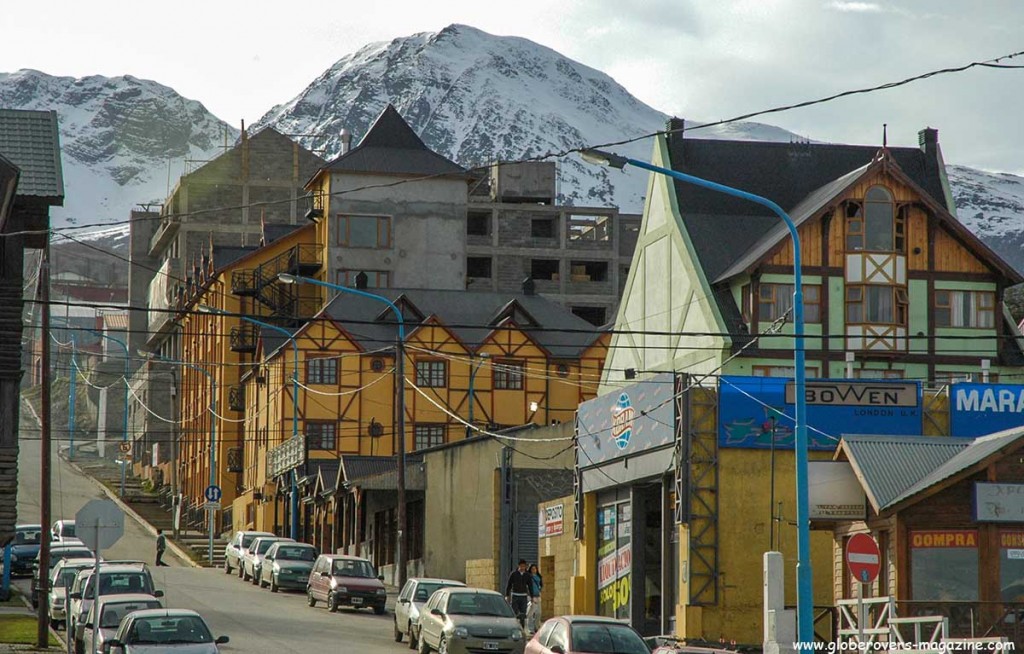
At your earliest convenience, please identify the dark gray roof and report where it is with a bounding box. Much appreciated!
[323,105,466,178]
[212,245,257,270]
[355,464,426,492]
[339,456,398,483]
[885,427,1024,509]
[315,288,601,358]
[305,459,340,495]
[839,434,969,512]
[0,109,64,200]
[263,223,302,245]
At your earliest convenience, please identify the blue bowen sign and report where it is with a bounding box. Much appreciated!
[950,383,1024,438]
[719,376,922,450]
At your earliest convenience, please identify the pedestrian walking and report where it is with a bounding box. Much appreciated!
[155,529,168,567]
[504,559,530,627]
[526,563,543,633]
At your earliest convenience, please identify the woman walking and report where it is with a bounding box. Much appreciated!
[526,563,543,634]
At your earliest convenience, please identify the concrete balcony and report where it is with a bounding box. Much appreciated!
[146,257,179,336]
[148,216,180,257]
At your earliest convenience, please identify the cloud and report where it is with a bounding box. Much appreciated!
[827,1,886,12]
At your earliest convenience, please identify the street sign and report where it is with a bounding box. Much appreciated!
[204,485,222,503]
[846,533,881,584]
[75,500,125,551]
[204,502,221,512]
[118,441,132,454]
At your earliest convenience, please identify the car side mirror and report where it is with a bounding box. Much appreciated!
[551,646,566,654]
[83,622,93,629]
[215,636,230,645]
[105,640,121,651]
[154,590,164,598]
[430,608,444,617]
[265,556,273,561]
[377,575,385,581]
[69,592,82,600]
[399,598,410,604]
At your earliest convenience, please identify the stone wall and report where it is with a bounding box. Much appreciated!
[537,494,576,618]
[465,558,498,591]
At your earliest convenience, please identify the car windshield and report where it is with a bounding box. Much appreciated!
[241,534,266,549]
[49,550,92,569]
[60,524,76,538]
[446,593,515,617]
[85,572,153,598]
[414,583,459,602]
[16,529,40,545]
[55,567,85,588]
[128,615,213,645]
[332,560,375,578]
[275,546,316,561]
[100,601,162,629]
[570,623,649,654]
[255,540,279,555]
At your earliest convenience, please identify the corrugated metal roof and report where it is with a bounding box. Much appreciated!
[0,109,64,200]
[884,427,1024,509]
[839,434,968,512]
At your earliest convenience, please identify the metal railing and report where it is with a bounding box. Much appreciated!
[229,324,258,352]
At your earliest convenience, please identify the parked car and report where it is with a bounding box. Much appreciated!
[69,564,163,654]
[306,553,387,615]
[647,638,737,654]
[6,523,42,576]
[82,593,163,654]
[223,530,273,577]
[526,616,649,654]
[258,541,317,592]
[416,587,525,654]
[31,544,95,608]
[104,608,228,653]
[395,577,466,647]
[242,536,292,583]
[52,519,77,543]
[48,558,95,629]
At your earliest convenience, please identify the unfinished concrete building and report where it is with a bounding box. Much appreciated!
[466,162,640,326]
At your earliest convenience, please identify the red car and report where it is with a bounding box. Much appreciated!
[526,616,649,654]
[305,553,387,615]
[649,638,738,654]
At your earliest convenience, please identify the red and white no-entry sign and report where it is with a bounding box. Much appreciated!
[846,533,881,584]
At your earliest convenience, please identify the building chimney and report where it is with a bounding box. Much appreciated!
[354,271,368,290]
[919,127,939,160]
[340,128,352,155]
[521,277,535,296]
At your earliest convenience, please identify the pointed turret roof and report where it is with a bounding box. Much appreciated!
[323,104,467,178]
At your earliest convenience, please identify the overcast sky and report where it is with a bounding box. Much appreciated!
[2,0,1022,173]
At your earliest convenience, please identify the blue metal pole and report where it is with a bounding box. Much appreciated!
[282,275,409,586]
[1,544,11,598]
[69,334,77,460]
[84,328,130,498]
[611,155,812,645]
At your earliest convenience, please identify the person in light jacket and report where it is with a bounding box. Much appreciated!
[526,563,543,633]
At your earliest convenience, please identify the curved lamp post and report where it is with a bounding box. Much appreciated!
[580,147,812,645]
[140,350,218,564]
[198,305,301,540]
[83,327,130,499]
[277,273,409,587]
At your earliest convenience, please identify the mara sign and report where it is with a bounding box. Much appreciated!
[951,383,1024,437]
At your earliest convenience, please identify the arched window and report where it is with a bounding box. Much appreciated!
[864,186,895,251]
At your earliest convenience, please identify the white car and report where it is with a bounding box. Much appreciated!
[223,530,273,577]
[105,608,228,653]
[48,558,94,629]
[69,564,162,654]
[52,519,77,543]
[394,577,466,647]
[242,536,291,583]
[82,593,162,654]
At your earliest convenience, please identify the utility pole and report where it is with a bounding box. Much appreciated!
[395,332,407,587]
[37,243,51,648]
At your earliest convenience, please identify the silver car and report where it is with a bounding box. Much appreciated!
[105,608,228,653]
[48,558,94,629]
[416,587,526,654]
[242,536,291,584]
[70,564,162,654]
[223,530,273,577]
[395,577,466,648]
[81,593,162,654]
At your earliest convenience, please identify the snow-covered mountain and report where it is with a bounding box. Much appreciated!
[0,69,237,228]
[3,25,1024,274]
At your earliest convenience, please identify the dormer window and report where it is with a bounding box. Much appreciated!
[845,186,904,253]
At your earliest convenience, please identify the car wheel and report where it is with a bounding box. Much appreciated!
[328,592,339,613]
[417,633,431,654]
[374,604,386,616]
[251,569,260,585]
[438,636,450,654]
[307,589,316,607]
[224,559,231,574]
[259,575,268,589]
[270,577,279,593]
[242,565,250,581]
[394,618,403,642]
[49,617,59,630]
[408,625,418,650]
[238,563,244,579]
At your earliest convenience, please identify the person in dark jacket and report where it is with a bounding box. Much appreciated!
[155,529,168,567]
[504,559,530,626]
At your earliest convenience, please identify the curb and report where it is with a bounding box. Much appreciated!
[62,455,201,570]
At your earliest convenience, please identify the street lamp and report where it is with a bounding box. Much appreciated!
[198,305,301,540]
[580,147,813,645]
[139,350,218,564]
[83,327,131,499]
[277,272,409,586]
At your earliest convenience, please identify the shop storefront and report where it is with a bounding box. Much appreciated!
[576,373,679,636]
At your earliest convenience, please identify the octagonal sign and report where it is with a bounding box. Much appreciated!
[75,499,125,551]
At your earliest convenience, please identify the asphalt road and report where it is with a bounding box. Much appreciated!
[14,403,404,653]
